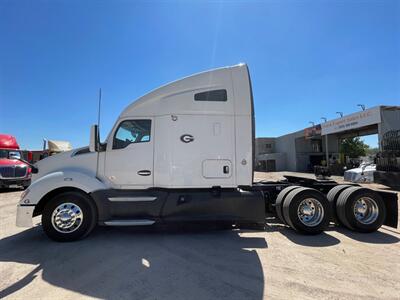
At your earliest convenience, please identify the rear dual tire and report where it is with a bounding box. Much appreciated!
[327,184,352,223]
[283,188,331,234]
[276,186,331,234]
[275,186,301,224]
[336,187,386,233]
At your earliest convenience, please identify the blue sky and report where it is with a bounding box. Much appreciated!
[0,0,399,150]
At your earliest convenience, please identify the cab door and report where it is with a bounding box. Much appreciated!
[104,118,154,188]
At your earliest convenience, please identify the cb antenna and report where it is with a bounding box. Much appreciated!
[97,88,102,130]
[95,88,102,180]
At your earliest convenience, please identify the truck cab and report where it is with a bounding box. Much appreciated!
[17,64,265,241]
[0,134,31,189]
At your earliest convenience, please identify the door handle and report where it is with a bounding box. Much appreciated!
[137,170,151,176]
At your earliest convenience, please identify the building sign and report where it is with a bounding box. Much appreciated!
[304,124,321,139]
[321,106,381,135]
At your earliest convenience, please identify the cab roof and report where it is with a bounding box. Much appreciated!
[0,134,20,150]
[119,64,250,119]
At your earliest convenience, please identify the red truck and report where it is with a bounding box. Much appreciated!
[0,134,31,189]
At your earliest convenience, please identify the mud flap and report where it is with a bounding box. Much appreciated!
[377,190,398,228]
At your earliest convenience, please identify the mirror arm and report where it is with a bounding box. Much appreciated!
[15,157,39,174]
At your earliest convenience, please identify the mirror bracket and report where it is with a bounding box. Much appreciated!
[90,125,99,152]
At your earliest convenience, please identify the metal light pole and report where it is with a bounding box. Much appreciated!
[357,104,366,111]
[321,117,329,166]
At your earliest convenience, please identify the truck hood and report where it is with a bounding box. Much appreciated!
[0,158,27,167]
[33,147,96,182]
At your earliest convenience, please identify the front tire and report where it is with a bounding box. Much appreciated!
[42,191,97,242]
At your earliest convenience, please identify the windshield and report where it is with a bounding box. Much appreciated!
[0,149,21,159]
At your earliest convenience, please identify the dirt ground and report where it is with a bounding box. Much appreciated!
[1,172,399,300]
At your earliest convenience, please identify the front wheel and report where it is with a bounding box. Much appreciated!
[42,191,97,242]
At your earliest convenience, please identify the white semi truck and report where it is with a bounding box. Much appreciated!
[16,64,398,241]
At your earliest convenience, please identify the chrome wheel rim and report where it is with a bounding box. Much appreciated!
[51,202,83,233]
[297,198,324,227]
[353,197,379,225]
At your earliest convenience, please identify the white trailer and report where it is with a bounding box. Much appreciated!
[16,64,398,241]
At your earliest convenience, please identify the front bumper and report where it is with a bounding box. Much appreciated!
[16,205,35,227]
[0,178,31,188]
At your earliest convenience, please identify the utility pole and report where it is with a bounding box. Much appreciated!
[321,117,329,166]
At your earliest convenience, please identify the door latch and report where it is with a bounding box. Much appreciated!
[223,166,229,174]
[137,170,151,176]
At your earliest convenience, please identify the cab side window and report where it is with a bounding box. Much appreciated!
[194,89,227,102]
[113,120,151,150]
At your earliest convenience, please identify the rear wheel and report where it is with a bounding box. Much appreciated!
[327,184,352,223]
[336,187,386,232]
[42,191,97,242]
[282,187,331,234]
[275,186,301,224]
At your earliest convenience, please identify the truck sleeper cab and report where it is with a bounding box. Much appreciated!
[17,64,266,241]
[16,64,398,242]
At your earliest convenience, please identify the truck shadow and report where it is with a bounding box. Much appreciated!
[264,223,341,247]
[333,226,400,244]
[265,220,399,246]
[0,225,267,300]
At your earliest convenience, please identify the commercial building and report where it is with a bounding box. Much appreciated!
[255,105,400,172]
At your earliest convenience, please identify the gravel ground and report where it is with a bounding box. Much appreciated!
[0,172,399,300]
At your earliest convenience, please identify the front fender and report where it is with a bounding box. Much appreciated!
[20,170,108,206]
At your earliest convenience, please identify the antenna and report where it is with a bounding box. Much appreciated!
[95,88,102,180]
[97,88,102,130]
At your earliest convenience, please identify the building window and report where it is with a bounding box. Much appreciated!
[194,89,227,102]
[311,140,322,152]
[265,144,272,150]
[113,120,151,150]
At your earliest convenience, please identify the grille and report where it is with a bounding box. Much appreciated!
[0,166,28,178]
[15,166,28,177]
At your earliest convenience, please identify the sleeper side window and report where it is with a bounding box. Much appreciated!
[194,89,227,102]
[113,120,151,150]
